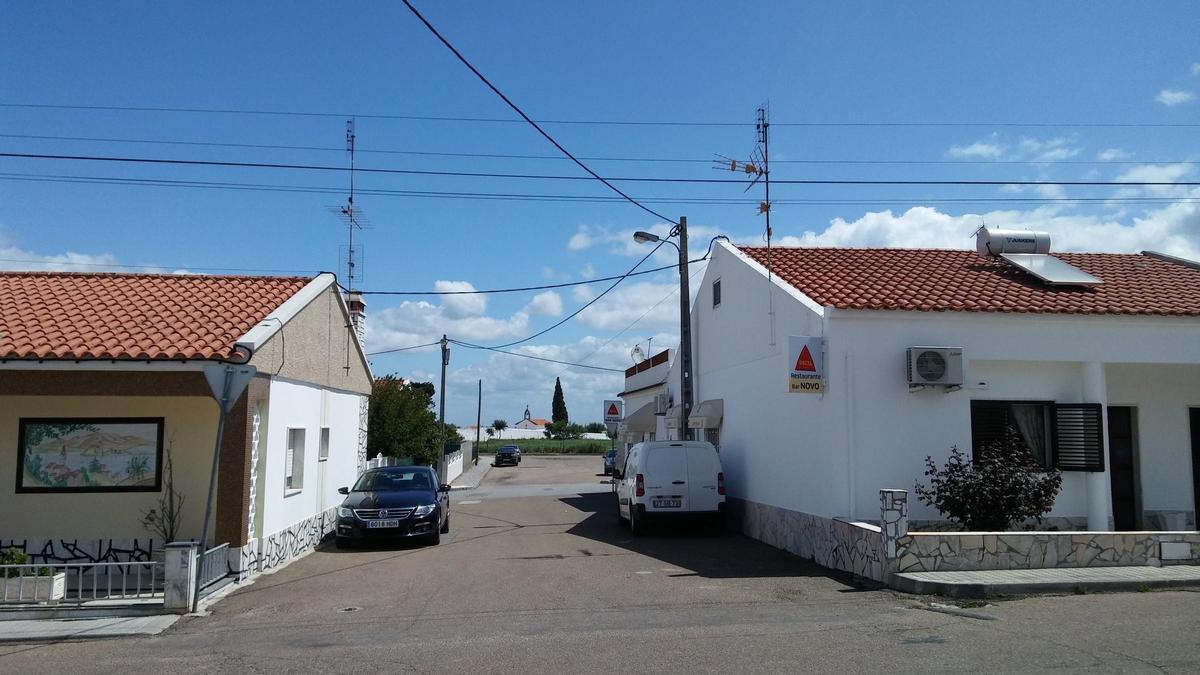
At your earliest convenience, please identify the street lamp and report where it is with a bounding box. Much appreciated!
[633,217,693,441]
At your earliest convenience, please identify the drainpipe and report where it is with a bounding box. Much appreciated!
[1082,362,1113,531]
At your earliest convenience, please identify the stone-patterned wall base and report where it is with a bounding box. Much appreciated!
[1142,510,1195,531]
[727,498,883,581]
[258,508,336,573]
[229,539,261,581]
[0,538,156,564]
[894,531,1200,573]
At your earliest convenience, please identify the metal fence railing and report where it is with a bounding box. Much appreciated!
[198,543,230,591]
[1,561,163,604]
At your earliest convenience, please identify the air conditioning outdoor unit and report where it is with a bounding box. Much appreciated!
[654,393,670,415]
[906,347,964,388]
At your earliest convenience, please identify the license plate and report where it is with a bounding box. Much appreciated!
[653,499,682,508]
[368,519,400,529]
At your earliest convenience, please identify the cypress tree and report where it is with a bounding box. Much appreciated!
[551,377,568,424]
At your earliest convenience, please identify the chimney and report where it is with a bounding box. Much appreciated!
[347,290,367,343]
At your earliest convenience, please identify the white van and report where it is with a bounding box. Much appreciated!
[615,440,725,535]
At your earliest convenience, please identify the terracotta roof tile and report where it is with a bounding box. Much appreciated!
[737,246,1200,316]
[0,272,311,361]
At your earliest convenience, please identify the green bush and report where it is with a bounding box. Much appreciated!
[0,548,53,577]
[914,432,1062,531]
[478,439,610,455]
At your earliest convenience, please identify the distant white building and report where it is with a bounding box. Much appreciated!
[513,406,551,431]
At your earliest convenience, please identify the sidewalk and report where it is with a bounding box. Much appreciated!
[0,615,179,643]
[451,455,493,490]
[892,564,1200,598]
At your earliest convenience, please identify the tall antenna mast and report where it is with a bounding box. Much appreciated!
[713,105,776,345]
[344,117,359,291]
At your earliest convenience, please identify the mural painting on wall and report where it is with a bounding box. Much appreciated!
[17,417,165,492]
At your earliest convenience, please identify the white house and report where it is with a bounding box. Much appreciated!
[0,271,372,577]
[640,235,1200,574]
[617,348,672,452]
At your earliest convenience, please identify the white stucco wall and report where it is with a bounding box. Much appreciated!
[690,241,1200,524]
[259,377,364,538]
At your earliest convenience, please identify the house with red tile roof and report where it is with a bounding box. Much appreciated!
[0,271,372,579]
[642,233,1200,579]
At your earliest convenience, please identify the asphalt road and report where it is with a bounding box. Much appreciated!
[3,454,1198,673]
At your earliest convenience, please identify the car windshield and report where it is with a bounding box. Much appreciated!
[352,470,432,492]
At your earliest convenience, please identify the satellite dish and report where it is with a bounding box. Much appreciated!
[630,345,645,364]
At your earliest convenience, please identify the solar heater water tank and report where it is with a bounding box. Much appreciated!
[975,228,1051,256]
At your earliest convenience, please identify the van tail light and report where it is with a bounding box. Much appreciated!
[717,472,726,496]
[635,473,645,497]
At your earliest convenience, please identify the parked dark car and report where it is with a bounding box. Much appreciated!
[603,448,617,475]
[495,445,520,466]
[335,466,450,548]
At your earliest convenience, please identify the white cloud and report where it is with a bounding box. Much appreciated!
[365,298,531,354]
[1157,89,1196,107]
[524,291,563,317]
[573,269,706,331]
[433,280,486,319]
[946,140,1006,160]
[1016,137,1081,163]
[0,230,134,272]
[777,183,1200,260]
[1097,148,1133,162]
[945,135,1080,163]
[564,222,722,264]
[580,263,596,278]
[567,228,596,251]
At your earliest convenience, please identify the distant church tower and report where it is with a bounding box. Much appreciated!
[523,406,532,422]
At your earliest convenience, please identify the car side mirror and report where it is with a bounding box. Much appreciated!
[337,486,349,495]
[439,484,452,492]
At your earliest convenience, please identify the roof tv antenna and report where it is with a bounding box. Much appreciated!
[330,118,369,293]
[714,105,776,345]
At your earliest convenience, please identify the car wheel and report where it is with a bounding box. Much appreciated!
[335,536,352,549]
[441,515,450,534]
[629,506,644,537]
[426,528,441,546]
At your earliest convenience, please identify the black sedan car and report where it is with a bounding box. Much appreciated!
[494,445,520,466]
[335,466,450,548]
[603,448,617,476]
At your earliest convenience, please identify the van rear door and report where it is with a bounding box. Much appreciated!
[686,443,722,513]
[643,443,689,512]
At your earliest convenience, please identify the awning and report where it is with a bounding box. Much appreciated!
[621,401,657,433]
[687,399,724,429]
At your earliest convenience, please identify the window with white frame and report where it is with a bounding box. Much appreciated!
[319,427,330,462]
[285,428,305,491]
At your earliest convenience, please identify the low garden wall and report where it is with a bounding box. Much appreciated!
[727,498,884,581]
[879,490,1200,575]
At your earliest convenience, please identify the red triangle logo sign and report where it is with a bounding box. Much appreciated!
[607,403,620,416]
[794,345,816,372]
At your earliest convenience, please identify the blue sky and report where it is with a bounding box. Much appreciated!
[2,2,1198,427]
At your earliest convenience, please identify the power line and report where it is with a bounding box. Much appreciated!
[5,173,1199,208]
[357,259,706,296]
[447,339,623,372]
[488,241,667,349]
[4,153,1199,187]
[4,102,1199,128]
[365,340,442,357]
[7,133,1196,166]
[398,0,676,225]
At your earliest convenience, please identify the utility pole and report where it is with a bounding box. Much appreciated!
[677,216,694,441]
[438,335,449,473]
[475,379,482,466]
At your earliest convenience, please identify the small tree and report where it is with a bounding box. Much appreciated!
[486,427,494,439]
[584,422,606,434]
[914,432,1062,531]
[141,440,185,543]
[551,377,568,424]
[492,419,508,437]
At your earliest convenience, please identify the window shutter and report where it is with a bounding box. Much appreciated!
[970,401,1010,456]
[1053,404,1105,472]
